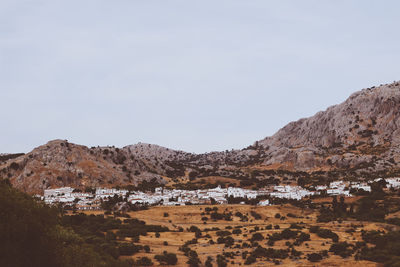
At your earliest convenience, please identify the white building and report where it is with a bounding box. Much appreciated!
[258,199,270,206]
[327,188,351,196]
[44,187,74,198]
[350,182,371,192]
[386,178,400,188]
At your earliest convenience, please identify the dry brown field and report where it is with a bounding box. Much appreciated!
[85,204,383,266]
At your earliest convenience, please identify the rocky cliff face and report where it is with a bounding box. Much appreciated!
[2,81,400,193]
[259,82,400,171]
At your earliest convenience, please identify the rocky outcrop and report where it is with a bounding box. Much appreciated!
[258,82,400,171]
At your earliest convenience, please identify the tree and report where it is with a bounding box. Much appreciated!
[297,177,306,188]
[205,256,213,267]
[250,233,264,242]
[329,242,353,258]
[210,197,217,205]
[0,179,130,267]
[244,255,256,265]
[118,243,140,256]
[0,179,60,267]
[134,257,153,266]
[307,253,323,262]
[216,254,227,267]
[155,252,178,265]
[188,171,199,181]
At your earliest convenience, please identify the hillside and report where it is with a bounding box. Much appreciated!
[258,82,400,170]
[1,81,400,193]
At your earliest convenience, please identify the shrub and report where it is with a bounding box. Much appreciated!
[250,211,262,220]
[216,254,227,267]
[250,246,289,259]
[290,223,303,229]
[205,256,213,267]
[244,255,256,265]
[216,230,231,237]
[232,229,242,235]
[217,236,234,247]
[134,257,153,266]
[250,233,264,242]
[307,253,322,262]
[281,229,298,239]
[154,252,178,265]
[118,243,140,256]
[9,162,19,170]
[329,242,353,258]
[187,250,201,267]
[294,232,310,245]
[189,225,201,232]
[310,226,339,242]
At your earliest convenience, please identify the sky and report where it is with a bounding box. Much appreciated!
[1,1,400,154]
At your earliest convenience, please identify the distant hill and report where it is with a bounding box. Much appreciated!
[2,81,400,193]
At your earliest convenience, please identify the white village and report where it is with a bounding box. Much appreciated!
[40,178,400,210]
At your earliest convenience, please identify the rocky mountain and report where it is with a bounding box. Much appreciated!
[2,81,400,193]
[258,81,400,171]
[0,141,191,193]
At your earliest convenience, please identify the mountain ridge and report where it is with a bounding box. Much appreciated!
[2,81,400,193]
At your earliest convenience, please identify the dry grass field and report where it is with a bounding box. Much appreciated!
[85,204,385,266]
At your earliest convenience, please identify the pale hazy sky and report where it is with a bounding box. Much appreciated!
[1,1,400,153]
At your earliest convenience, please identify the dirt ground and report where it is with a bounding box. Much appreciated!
[85,204,382,266]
